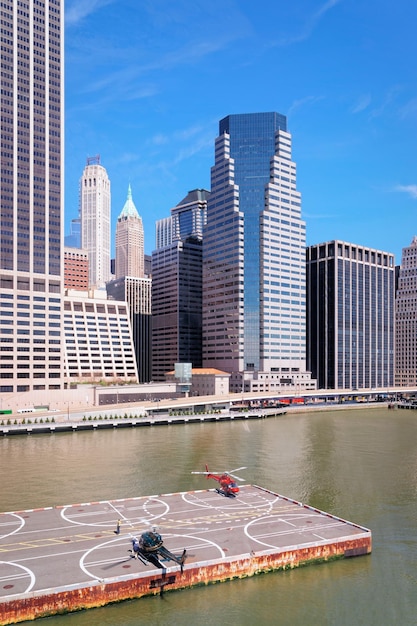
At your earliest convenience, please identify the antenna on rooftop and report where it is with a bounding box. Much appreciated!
[86,154,100,166]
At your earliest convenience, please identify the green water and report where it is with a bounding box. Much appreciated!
[1,408,416,625]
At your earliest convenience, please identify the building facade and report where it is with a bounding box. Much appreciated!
[171,189,207,242]
[155,217,172,250]
[115,185,144,279]
[202,113,314,393]
[165,368,230,396]
[0,0,65,397]
[64,248,89,291]
[80,156,111,289]
[395,236,417,386]
[152,190,209,381]
[63,290,138,384]
[106,276,152,383]
[306,240,395,390]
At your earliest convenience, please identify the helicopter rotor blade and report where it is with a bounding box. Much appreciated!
[228,474,245,482]
[192,467,247,481]
[225,467,247,481]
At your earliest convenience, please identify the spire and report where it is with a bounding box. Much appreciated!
[118,184,140,219]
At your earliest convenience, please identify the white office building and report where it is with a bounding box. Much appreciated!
[80,156,111,289]
[63,290,138,383]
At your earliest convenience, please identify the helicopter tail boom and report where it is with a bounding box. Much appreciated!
[158,546,187,573]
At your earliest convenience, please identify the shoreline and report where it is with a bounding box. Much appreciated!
[0,401,394,437]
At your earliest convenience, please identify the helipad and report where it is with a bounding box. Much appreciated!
[0,485,371,624]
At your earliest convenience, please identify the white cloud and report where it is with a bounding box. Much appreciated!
[71,32,238,99]
[399,97,417,120]
[151,134,169,146]
[275,0,343,46]
[315,0,342,20]
[395,185,417,199]
[65,0,115,27]
[172,134,213,166]
[368,86,402,119]
[351,94,371,114]
[148,124,213,165]
[288,95,325,117]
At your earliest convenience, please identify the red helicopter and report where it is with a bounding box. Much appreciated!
[192,464,246,497]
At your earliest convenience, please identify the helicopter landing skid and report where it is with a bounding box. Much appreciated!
[216,488,236,498]
[128,550,150,566]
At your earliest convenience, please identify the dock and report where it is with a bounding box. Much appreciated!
[0,485,372,624]
[0,410,287,437]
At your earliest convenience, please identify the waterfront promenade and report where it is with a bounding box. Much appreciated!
[0,400,392,437]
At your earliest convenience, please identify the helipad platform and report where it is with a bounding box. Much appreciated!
[0,485,371,624]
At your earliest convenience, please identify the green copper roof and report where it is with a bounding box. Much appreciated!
[118,184,140,219]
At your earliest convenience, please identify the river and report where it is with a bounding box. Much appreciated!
[1,407,416,625]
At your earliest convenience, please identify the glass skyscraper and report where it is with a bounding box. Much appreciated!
[152,190,209,381]
[0,0,64,396]
[203,113,314,393]
[306,241,395,390]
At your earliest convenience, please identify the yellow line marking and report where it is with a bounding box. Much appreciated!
[0,530,115,553]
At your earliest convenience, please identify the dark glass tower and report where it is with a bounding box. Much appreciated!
[152,190,209,381]
[306,241,395,389]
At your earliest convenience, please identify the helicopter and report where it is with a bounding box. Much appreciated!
[129,530,187,573]
[192,464,247,497]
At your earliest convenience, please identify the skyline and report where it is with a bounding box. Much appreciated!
[65,0,417,261]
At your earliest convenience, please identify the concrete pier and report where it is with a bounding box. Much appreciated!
[0,485,371,624]
[0,410,286,437]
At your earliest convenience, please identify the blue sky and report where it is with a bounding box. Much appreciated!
[65,0,417,261]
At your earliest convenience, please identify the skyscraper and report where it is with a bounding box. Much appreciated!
[115,185,144,279]
[65,213,81,249]
[203,113,314,393]
[171,189,206,242]
[155,217,173,249]
[306,240,395,390]
[80,156,111,289]
[106,276,152,383]
[152,190,209,380]
[108,185,150,382]
[0,0,64,396]
[395,237,417,386]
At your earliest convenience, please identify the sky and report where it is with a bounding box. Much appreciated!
[65,0,417,261]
